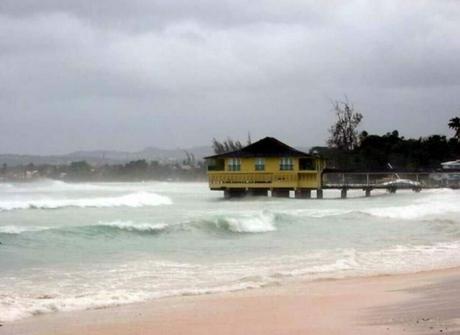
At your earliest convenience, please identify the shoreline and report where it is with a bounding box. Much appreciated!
[2,267,460,335]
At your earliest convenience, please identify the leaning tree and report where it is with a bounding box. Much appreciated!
[448,117,460,139]
[212,138,244,154]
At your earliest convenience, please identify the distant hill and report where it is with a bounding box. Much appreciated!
[0,146,214,167]
[0,143,311,167]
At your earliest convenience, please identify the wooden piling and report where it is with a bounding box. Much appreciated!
[295,189,312,199]
[316,189,323,199]
[365,188,371,197]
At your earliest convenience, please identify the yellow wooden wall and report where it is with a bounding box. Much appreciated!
[208,156,325,189]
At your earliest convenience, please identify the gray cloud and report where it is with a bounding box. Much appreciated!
[0,1,459,154]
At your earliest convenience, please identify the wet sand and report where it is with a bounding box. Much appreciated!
[2,268,460,335]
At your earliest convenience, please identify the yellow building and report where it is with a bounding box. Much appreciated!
[205,137,326,198]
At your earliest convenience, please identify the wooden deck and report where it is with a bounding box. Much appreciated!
[207,170,460,199]
[322,171,460,197]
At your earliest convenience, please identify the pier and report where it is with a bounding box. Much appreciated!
[205,137,460,199]
[321,171,460,198]
[218,171,459,199]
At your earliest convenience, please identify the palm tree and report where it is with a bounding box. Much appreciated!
[448,117,460,139]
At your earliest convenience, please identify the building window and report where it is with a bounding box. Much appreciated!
[207,159,225,171]
[299,158,315,170]
[280,157,293,171]
[227,158,241,171]
[255,158,265,171]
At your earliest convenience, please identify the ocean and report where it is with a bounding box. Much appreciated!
[1,180,459,322]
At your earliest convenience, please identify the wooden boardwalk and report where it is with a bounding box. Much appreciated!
[321,171,460,198]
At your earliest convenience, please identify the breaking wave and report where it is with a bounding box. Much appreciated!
[199,213,277,233]
[0,221,169,236]
[0,215,277,237]
[0,192,172,211]
[0,225,51,234]
[95,221,169,233]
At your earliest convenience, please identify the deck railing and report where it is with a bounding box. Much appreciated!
[208,171,320,189]
[208,171,460,190]
[322,172,460,189]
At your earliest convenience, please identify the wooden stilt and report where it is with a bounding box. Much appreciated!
[316,189,323,199]
[365,188,371,197]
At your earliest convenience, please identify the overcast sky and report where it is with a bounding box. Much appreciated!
[1,0,459,154]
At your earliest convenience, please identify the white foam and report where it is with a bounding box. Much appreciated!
[2,241,460,323]
[0,225,51,234]
[0,191,172,211]
[38,180,107,191]
[280,208,354,218]
[97,221,168,232]
[362,198,460,220]
[0,281,268,323]
[0,180,111,193]
[218,213,277,233]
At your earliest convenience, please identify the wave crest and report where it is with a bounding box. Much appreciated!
[95,221,168,233]
[207,213,277,233]
[0,191,172,211]
[0,225,51,234]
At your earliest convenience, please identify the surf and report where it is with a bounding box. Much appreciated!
[0,191,172,211]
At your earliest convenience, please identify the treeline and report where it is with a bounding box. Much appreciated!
[319,101,460,171]
[313,131,460,171]
[0,159,207,182]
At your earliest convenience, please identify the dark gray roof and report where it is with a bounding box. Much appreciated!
[205,137,311,159]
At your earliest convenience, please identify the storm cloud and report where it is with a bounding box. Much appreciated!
[1,0,459,154]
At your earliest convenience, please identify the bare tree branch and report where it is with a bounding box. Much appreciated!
[327,100,363,151]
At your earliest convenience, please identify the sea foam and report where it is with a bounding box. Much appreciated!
[362,197,460,220]
[0,225,51,234]
[2,241,460,323]
[96,221,168,233]
[0,191,172,211]
[211,213,277,233]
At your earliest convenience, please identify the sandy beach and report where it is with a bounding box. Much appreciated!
[2,267,460,335]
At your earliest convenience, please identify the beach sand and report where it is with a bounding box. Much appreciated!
[2,268,460,335]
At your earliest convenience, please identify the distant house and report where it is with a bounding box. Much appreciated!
[204,137,326,198]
